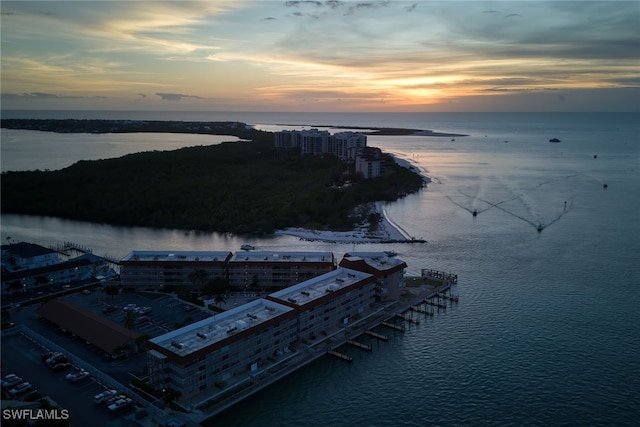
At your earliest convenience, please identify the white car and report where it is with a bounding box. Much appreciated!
[66,369,89,383]
[9,382,32,396]
[94,389,118,404]
[108,397,132,412]
[2,374,22,388]
[123,304,137,312]
[136,306,152,315]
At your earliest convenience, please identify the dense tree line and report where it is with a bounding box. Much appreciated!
[1,132,424,235]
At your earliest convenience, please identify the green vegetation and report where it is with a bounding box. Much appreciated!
[1,131,424,234]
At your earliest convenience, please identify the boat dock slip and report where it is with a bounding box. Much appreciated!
[381,321,405,332]
[396,313,420,324]
[347,340,372,352]
[365,330,389,341]
[421,269,458,284]
[328,350,353,362]
[424,299,448,308]
[410,305,434,316]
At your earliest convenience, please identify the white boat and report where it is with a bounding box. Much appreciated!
[241,244,255,251]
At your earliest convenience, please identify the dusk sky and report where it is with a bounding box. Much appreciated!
[1,1,638,112]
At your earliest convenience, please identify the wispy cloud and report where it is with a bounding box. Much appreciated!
[1,1,637,111]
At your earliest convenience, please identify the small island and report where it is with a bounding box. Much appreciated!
[1,119,426,236]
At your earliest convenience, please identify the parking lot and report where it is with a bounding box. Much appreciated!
[1,332,138,427]
[3,289,214,426]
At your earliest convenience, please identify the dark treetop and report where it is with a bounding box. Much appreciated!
[1,120,424,235]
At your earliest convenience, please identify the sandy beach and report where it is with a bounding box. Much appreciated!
[275,154,429,244]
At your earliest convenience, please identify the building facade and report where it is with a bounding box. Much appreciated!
[355,147,385,179]
[147,298,297,402]
[274,129,367,160]
[227,251,335,289]
[339,252,407,300]
[119,251,233,289]
[147,267,376,403]
[267,268,376,342]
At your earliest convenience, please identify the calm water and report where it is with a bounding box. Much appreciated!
[2,111,639,425]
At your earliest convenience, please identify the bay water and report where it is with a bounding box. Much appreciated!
[1,111,639,425]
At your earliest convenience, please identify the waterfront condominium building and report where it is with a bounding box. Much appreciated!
[146,298,298,402]
[147,267,375,403]
[355,147,385,179]
[339,252,408,300]
[273,129,367,160]
[227,251,335,290]
[333,131,367,161]
[119,251,233,289]
[267,267,377,342]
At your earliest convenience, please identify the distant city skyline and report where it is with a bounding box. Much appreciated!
[1,1,638,112]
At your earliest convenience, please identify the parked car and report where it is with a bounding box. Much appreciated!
[102,305,118,313]
[47,356,68,368]
[40,352,56,362]
[66,368,89,383]
[2,375,23,388]
[108,397,133,412]
[184,305,196,312]
[123,304,137,312]
[94,389,118,404]
[105,394,127,406]
[81,289,91,295]
[45,352,63,365]
[135,306,152,315]
[9,382,32,396]
[50,362,72,372]
[22,390,42,402]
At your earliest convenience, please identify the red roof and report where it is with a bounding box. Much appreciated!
[36,299,139,354]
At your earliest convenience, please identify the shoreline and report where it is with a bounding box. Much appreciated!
[270,123,468,137]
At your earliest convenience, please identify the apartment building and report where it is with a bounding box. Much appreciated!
[2,242,60,272]
[339,252,407,300]
[147,267,376,402]
[1,254,102,296]
[267,267,376,342]
[355,147,385,179]
[274,129,367,160]
[119,251,233,289]
[147,298,297,402]
[228,251,335,289]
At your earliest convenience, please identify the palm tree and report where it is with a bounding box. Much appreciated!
[123,310,137,352]
[213,293,227,308]
[187,269,209,297]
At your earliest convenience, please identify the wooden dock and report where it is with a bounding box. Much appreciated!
[347,340,372,352]
[410,305,434,316]
[365,330,389,341]
[328,350,353,362]
[381,321,405,332]
[424,299,447,308]
[437,292,459,302]
[396,313,420,324]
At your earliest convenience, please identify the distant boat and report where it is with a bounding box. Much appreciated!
[240,244,255,251]
[472,209,478,217]
[384,250,398,257]
[537,224,543,232]
[549,138,561,143]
